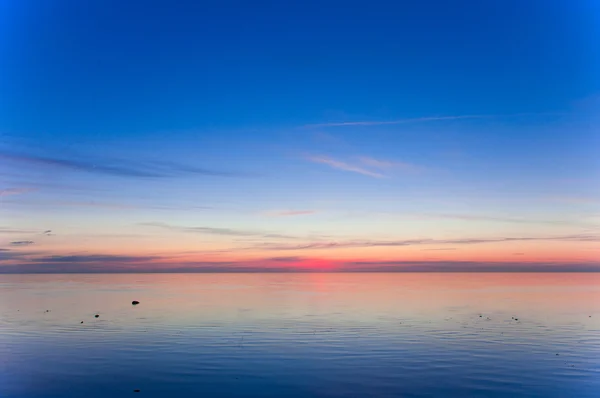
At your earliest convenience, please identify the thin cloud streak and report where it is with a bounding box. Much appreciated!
[358,156,422,173]
[306,115,490,127]
[29,254,162,263]
[140,222,302,240]
[339,260,600,273]
[306,155,384,178]
[4,200,213,211]
[10,241,35,246]
[424,213,598,227]
[0,228,38,234]
[251,234,600,251]
[306,155,422,178]
[548,196,600,205]
[0,187,37,196]
[0,151,247,178]
[265,210,317,217]
[304,112,564,128]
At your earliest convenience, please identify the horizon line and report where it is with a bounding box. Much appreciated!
[1,270,599,274]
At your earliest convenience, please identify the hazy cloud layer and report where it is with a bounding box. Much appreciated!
[1,253,597,274]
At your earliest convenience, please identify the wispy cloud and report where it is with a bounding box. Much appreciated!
[338,260,600,273]
[305,115,490,127]
[0,151,247,178]
[304,113,563,128]
[265,210,317,217]
[306,155,384,178]
[306,155,422,178]
[548,196,600,205]
[265,256,305,262]
[0,187,37,196]
[0,252,166,273]
[10,241,35,246]
[250,234,600,251]
[423,213,597,227]
[357,156,422,173]
[29,254,161,263]
[3,199,213,211]
[140,222,301,240]
[0,227,37,234]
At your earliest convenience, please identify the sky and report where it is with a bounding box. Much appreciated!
[1,0,599,272]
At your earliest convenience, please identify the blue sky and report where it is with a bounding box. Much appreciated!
[1,0,599,272]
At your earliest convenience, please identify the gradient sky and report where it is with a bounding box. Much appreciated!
[1,0,599,272]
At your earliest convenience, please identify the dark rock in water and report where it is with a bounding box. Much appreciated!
[132,301,140,305]
[94,314,99,318]
[134,389,140,393]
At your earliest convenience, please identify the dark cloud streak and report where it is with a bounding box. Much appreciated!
[252,234,600,251]
[10,241,35,246]
[0,151,247,179]
[140,222,301,240]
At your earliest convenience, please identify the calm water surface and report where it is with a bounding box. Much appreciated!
[1,273,599,397]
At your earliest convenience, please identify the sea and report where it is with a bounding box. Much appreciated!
[1,273,599,397]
